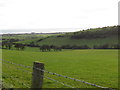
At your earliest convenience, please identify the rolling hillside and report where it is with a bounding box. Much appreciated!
[17,26,118,48]
[2,25,119,48]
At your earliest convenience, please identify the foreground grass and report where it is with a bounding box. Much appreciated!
[2,49,118,88]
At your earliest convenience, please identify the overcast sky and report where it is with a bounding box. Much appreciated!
[0,0,119,34]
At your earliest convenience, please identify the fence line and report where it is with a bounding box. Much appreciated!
[16,68,32,74]
[2,63,74,88]
[2,72,30,88]
[1,59,32,69]
[43,76,75,88]
[1,59,113,89]
[2,62,32,74]
[2,62,32,88]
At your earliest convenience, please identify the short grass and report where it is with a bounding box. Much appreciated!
[2,49,118,88]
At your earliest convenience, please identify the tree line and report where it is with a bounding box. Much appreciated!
[1,39,120,51]
[2,41,25,50]
[39,45,62,52]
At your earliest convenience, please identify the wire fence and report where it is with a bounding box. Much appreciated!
[1,59,114,89]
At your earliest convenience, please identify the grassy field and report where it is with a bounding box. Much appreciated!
[2,49,118,88]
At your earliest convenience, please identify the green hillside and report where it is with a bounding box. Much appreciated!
[2,25,119,49]
[36,36,117,47]
[18,26,118,48]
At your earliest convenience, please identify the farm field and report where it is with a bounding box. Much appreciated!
[2,49,118,88]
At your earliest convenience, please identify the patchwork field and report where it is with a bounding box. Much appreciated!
[2,49,118,88]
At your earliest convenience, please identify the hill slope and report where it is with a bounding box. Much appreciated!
[26,26,118,48]
[6,25,118,48]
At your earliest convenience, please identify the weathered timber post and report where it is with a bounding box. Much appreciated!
[31,61,44,89]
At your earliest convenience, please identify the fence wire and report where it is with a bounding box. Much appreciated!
[1,59,114,89]
[2,72,30,88]
[2,61,32,88]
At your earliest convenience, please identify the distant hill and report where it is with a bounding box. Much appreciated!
[2,25,119,49]
[24,26,118,48]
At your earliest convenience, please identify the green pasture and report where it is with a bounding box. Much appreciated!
[2,49,118,88]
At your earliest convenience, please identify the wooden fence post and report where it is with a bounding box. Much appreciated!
[31,61,44,89]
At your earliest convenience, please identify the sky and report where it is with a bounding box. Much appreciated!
[0,0,119,34]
